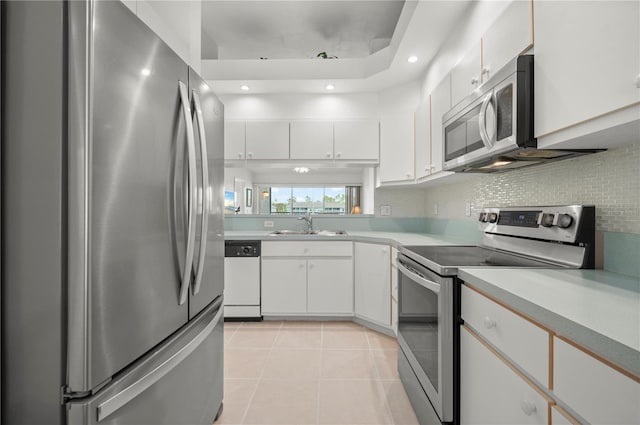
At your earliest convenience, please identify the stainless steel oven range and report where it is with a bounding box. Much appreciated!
[396,205,596,425]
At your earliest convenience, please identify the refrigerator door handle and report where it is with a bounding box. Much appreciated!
[178,81,197,305]
[191,90,209,296]
[95,306,224,422]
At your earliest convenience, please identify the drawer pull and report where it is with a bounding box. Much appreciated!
[520,400,537,416]
[483,316,496,329]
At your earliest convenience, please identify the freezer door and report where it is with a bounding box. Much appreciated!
[188,69,225,318]
[67,1,192,392]
[67,300,224,425]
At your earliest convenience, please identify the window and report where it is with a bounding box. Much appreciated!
[257,186,360,215]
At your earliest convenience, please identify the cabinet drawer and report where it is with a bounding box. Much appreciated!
[554,337,640,425]
[460,327,549,425]
[461,285,549,386]
[262,241,352,257]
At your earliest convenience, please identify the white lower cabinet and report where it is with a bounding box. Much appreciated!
[261,258,307,314]
[307,258,353,314]
[261,241,353,316]
[553,337,640,425]
[460,326,549,425]
[354,242,391,327]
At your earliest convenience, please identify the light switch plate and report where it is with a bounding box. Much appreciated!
[380,205,391,216]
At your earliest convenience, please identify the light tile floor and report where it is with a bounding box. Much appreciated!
[215,320,419,425]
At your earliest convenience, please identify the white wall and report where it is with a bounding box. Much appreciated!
[219,93,380,120]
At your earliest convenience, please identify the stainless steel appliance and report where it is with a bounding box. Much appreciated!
[397,205,596,424]
[224,241,262,319]
[2,2,225,424]
[442,55,602,173]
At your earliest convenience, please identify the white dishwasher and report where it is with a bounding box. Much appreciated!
[224,240,261,319]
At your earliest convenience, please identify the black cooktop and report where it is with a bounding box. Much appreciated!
[402,245,558,269]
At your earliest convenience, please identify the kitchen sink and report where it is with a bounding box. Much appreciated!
[268,230,348,236]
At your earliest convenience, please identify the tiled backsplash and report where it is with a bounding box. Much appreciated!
[423,143,640,234]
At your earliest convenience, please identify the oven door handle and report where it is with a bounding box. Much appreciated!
[397,261,441,294]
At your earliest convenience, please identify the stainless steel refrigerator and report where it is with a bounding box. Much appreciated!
[1,1,225,424]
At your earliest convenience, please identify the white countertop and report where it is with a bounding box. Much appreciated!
[224,230,474,247]
[458,268,640,376]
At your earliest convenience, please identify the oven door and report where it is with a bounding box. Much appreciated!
[397,253,454,423]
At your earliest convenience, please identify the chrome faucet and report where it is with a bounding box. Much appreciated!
[298,213,313,233]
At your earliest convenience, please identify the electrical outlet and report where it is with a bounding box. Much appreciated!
[263,221,274,228]
[434,203,438,216]
[380,205,391,216]
[465,202,471,217]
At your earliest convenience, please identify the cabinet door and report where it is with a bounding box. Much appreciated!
[379,112,415,183]
[482,0,533,83]
[261,258,306,314]
[245,121,289,160]
[450,41,481,107]
[224,121,245,160]
[290,121,334,160]
[415,98,431,179]
[551,407,577,425]
[554,337,640,425]
[534,1,640,139]
[460,327,549,425]
[333,121,379,161]
[307,258,353,314]
[354,243,391,326]
[430,75,451,174]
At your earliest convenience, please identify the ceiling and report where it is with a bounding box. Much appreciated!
[201,1,405,60]
[201,1,473,94]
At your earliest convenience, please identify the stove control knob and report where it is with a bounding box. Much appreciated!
[541,213,555,227]
[557,214,573,229]
[242,246,251,255]
[478,212,487,222]
[487,213,498,223]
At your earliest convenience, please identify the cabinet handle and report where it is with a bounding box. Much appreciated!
[247,152,253,159]
[520,400,537,416]
[336,152,342,158]
[471,77,479,86]
[406,173,413,179]
[483,316,496,329]
[237,152,243,159]
[481,67,490,79]
[325,152,332,158]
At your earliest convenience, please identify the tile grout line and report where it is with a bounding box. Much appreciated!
[238,323,281,424]
[365,329,396,425]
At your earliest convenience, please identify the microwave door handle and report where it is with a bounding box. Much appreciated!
[397,261,441,294]
[191,90,209,297]
[178,81,197,306]
[478,92,493,149]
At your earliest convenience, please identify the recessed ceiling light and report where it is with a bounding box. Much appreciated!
[408,56,418,63]
[240,85,250,91]
[325,84,335,90]
[140,68,151,76]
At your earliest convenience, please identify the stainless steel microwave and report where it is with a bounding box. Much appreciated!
[442,55,602,173]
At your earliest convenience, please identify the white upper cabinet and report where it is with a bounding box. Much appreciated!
[333,120,379,161]
[415,98,431,180]
[289,121,334,160]
[224,121,245,161]
[534,1,640,146]
[481,0,533,83]
[244,121,290,160]
[379,112,415,183]
[430,75,451,175]
[451,40,482,108]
